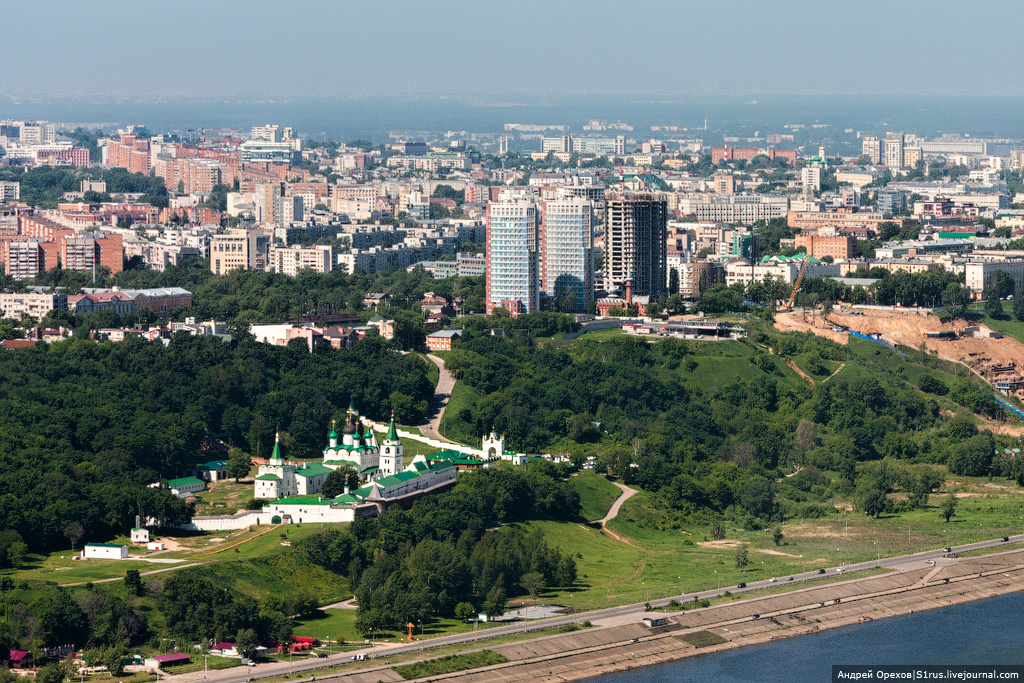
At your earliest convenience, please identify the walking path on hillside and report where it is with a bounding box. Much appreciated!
[785,359,814,385]
[171,535,1024,683]
[595,482,640,547]
[418,353,457,442]
[320,597,358,610]
[62,562,202,587]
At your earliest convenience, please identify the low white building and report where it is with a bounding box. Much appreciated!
[724,256,840,288]
[82,543,129,560]
[130,527,150,544]
[167,476,206,497]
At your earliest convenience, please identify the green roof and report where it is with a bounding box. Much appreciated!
[198,460,228,470]
[168,476,204,488]
[385,415,398,442]
[86,543,124,548]
[324,458,360,467]
[295,463,333,478]
[274,497,333,506]
[760,253,821,264]
[428,450,480,465]
[255,473,281,481]
[270,434,282,461]
[377,471,419,487]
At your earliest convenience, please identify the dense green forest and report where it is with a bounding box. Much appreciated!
[443,313,1019,527]
[300,464,580,632]
[0,464,578,660]
[0,166,169,208]
[0,334,433,556]
[690,270,972,316]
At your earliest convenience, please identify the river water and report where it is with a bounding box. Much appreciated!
[579,591,1024,682]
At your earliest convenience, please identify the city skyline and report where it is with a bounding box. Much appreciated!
[6,0,1024,98]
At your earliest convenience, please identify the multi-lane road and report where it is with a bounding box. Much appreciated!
[176,533,1024,683]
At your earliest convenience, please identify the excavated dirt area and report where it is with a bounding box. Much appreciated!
[775,309,1024,367]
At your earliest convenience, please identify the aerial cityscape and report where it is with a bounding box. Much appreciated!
[2,2,1024,682]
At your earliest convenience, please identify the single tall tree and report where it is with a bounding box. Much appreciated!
[64,521,84,552]
[227,447,252,482]
[941,495,958,523]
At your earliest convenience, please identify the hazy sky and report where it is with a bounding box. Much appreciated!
[6,0,1023,98]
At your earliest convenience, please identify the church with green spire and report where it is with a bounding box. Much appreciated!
[254,401,404,501]
[320,401,402,480]
[254,431,333,499]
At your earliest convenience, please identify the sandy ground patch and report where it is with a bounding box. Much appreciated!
[776,309,1024,370]
[756,548,804,558]
[697,540,742,548]
[157,537,185,551]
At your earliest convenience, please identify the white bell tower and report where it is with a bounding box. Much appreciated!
[482,428,504,460]
[380,413,403,477]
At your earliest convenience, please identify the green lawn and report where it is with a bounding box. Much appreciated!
[664,339,809,394]
[4,554,160,584]
[192,480,254,516]
[439,382,481,445]
[966,308,1024,345]
[7,522,333,585]
[790,353,839,380]
[570,472,622,521]
[523,473,1024,612]
[170,655,242,674]
[393,650,507,680]
[292,609,360,642]
[417,352,441,387]
[292,608,504,645]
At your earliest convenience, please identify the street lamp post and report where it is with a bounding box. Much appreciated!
[204,654,208,679]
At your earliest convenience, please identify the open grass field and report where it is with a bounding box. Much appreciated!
[6,521,331,584]
[966,305,1024,345]
[569,472,622,521]
[192,479,254,516]
[292,608,505,644]
[416,352,440,387]
[292,608,361,641]
[169,655,242,674]
[6,554,163,584]
[668,338,810,394]
[520,467,1024,612]
[393,650,507,680]
[439,381,481,445]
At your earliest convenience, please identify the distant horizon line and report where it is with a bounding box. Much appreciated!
[6,92,1024,102]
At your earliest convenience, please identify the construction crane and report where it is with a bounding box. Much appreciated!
[783,258,810,311]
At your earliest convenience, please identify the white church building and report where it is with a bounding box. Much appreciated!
[255,402,404,500]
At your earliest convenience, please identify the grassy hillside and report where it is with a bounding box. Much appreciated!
[569,472,622,521]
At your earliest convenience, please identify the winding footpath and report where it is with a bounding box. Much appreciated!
[594,481,640,547]
[418,353,456,442]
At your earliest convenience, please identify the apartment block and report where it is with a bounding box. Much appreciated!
[794,233,857,260]
[0,181,21,202]
[605,193,667,299]
[485,200,539,314]
[0,292,67,320]
[861,135,881,164]
[540,198,594,312]
[268,244,333,276]
[210,228,270,274]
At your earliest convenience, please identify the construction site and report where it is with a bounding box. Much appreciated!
[775,306,1024,406]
